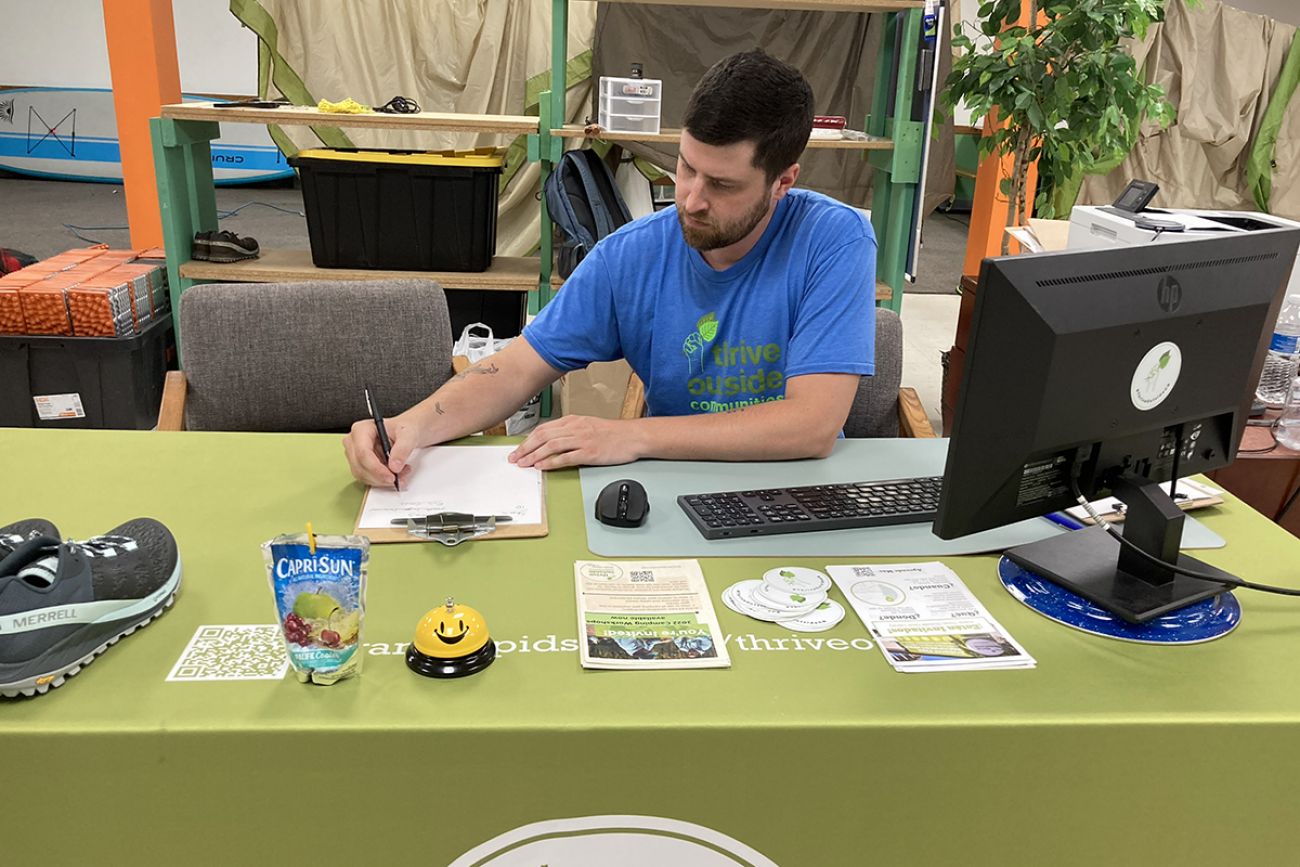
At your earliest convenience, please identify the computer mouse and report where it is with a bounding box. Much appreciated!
[595,479,649,528]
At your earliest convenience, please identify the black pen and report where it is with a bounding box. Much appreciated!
[364,384,399,491]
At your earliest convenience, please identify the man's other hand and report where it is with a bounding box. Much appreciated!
[509,416,640,470]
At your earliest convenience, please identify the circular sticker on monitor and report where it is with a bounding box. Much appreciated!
[1130,341,1182,411]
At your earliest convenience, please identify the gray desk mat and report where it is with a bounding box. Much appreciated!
[579,438,1225,558]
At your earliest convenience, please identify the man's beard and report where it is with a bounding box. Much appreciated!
[677,191,772,252]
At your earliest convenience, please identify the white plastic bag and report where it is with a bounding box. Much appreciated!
[452,323,540,435]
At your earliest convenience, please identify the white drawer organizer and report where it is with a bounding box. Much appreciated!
[599,73,663,135]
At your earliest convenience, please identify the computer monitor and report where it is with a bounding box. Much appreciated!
[933,229,1300,623]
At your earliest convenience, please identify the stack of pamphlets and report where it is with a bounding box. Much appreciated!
[828,562,1036,672]
[720,567,847,632]
[575,559,731,670]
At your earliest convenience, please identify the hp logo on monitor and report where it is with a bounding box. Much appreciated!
[1157,274,1182,312]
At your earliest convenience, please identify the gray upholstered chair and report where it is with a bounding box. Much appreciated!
[157,280,454,432]
[842,307,933,437]
[619,307,934,437]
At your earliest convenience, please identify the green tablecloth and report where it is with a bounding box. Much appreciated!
[3,428,1300,866]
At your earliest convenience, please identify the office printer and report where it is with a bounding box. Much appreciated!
[1068,189,1300,296]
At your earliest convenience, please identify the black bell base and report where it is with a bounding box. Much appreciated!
[406,640,497,678]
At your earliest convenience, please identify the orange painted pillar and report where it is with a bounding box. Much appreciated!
[961,1,1044,277]
[103,0,182,249]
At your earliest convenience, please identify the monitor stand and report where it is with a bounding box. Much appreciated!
[1004,476,1237,623]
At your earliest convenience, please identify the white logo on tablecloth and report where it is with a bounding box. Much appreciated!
[450,815,778,866]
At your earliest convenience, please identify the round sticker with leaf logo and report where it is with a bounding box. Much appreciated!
[762,566,831,594]
[1130,341,1182,411]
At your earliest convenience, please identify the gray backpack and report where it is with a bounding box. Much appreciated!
[543,149,633,278]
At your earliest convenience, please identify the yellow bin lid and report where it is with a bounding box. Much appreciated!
[294,147,504,168]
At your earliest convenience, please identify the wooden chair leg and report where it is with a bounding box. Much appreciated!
[157,370,188,431]
[898,387,937,438]
[620,370,647,420]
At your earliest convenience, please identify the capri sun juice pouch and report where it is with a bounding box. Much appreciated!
[263,532,369,685]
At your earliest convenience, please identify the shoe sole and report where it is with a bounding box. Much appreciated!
[190,249,259,263]
[192,238,259,263]
[0,561,182,699]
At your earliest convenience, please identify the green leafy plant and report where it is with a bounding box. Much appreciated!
[943,0,1192,251]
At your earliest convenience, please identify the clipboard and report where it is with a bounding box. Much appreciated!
[353,445,549,544]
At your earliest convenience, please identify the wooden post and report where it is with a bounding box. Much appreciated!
[103,0,182,249]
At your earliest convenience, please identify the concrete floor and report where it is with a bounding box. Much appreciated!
[1,171,962,430]
[900,293,959,429]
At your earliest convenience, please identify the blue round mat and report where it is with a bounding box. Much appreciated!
[997,557,1241,644]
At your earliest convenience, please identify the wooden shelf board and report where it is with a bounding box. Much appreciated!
[161,103,538,135]
[553,124,894,150]
[180,249,542,290]
[577,0,922,10]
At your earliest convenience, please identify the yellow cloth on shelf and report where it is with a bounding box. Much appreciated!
[317,98,371,114]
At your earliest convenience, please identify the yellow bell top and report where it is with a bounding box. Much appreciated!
[412,598,490,658]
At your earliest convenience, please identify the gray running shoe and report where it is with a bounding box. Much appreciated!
[192,229,260,263]
[0,519,58,558]
[0,518,181,698]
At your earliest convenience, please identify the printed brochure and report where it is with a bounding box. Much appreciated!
[828,562,1035,672]
[576,559,731,670]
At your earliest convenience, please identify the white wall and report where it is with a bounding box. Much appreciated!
[0,1,257,94]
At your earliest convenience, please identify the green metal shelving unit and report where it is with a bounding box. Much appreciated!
[149,0,926,358]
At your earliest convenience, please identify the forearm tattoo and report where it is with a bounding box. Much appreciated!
[450,361,500,382]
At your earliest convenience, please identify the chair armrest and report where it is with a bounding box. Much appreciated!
[620,371,647,420]
[897,387,937,438]
[453,354,508,436]
[157,370,188,431]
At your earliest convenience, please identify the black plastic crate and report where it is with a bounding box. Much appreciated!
[290,148,503,272]
[0,316,174,429]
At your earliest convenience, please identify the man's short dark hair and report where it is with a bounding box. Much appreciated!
[682,49,814,182]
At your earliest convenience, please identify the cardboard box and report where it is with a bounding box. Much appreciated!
[557,359,635,419]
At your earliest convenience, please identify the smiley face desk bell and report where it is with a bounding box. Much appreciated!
[406,597,496,678]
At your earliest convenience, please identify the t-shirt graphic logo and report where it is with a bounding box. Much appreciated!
[0,100,14,125]
[682,311,719,373]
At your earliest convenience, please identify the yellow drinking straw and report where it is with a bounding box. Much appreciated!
[306,522,316,555]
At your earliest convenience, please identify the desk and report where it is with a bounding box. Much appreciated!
[1208,413,1300,539]
[4,428,1300,866]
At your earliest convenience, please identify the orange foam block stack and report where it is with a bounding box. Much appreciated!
[0,248,168,338]
[0,271,38,333]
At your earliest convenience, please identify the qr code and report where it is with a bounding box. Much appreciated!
[166,625,289,682]
[630,570,654,582]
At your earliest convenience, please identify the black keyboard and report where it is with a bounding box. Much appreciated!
[677,476,943,540]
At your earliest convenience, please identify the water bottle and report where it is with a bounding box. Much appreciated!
[1256,292,1300,407]
[1276,374,1300,451]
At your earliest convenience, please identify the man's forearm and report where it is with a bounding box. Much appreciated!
[398,341,559,447]
[627,399,843,462]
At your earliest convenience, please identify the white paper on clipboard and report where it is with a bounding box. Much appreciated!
[356,445,543,529]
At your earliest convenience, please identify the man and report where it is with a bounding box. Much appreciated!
[344,49,877,488]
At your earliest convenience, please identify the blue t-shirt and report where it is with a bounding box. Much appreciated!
[524,188,877,417]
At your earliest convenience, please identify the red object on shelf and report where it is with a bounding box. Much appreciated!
[813,115,847,129]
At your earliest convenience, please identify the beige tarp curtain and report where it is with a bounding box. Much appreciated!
[238,0,597,256]
[1079,0,1298,216]
[591,4,956,215]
